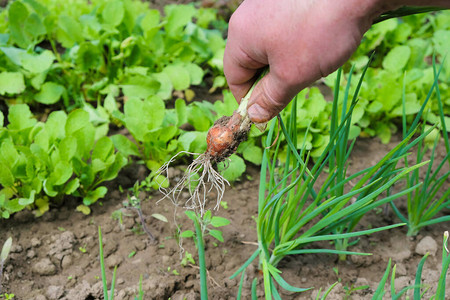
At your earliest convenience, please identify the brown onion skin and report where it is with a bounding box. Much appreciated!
[206,125,234,157]
[206,112,244,161]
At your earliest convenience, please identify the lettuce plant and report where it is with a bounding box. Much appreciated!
[0,105,126,218]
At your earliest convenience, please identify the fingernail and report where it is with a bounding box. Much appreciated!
[248,103,271,123]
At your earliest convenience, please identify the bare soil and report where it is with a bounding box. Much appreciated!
[1,134,449,300]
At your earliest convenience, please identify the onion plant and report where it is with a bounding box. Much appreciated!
[231,62,432,298]
[97,226,145,300]
[99,227,118,300]
[390,61,450,236]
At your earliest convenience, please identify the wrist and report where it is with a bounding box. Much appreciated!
[372,0,450,11]
[359,0,401,20]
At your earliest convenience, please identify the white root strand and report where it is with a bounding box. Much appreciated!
[155,151,230,216]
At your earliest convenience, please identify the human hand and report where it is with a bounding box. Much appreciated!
[223,0,386,123]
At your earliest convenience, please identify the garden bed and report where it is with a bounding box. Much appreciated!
[1,135,448,300]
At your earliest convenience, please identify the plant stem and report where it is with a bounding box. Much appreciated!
[193,216,208,300]
[98,227,109,300]
[0,260,4,295]
[133,206,155,242]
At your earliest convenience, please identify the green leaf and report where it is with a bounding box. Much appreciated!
[211,216,230,227]
[163,65,190,91]
[58,136,77,161]
[367,101,383,113]
[34,82,65,104]
[76,204,91,215]
[0,72,26,95]
[1,237,12,262]
[376,123,392,144]
[18,190,35,206]
[0,33,8,44]
[187,103,214,131]
[240,141,263,165]
[0,139,19,168]
[217,154,246,182]
[101,153,126,181]
[303,87,326,119]
[433,29,450,57]
[102,0,124,27]
[180,230,194,238]
[65,109,95,158]
[34,197,49,217]
[203,210,212,223]
[120,75,160,99]
[382,45,411,72]
[164,4,196,37]
[175,98,187,126]
[65,110,90,136]
[376,79,401,112]
[45,111,67,141]
[140,9,160,31]
[209,229,224,242]
[64,178,80,195]
[0,46,25,66]
[31,72,47,90]
[4,198,26,213]
[178,131,207,153]
[8,104,36,130]
[0,111,3,127]
[267,263,311,292]
[24,12,46,40]
[51,161,73,186]
[111,134,140,157]
[124,96,165,141]
[0,162,14,187]
[92,136,114,162]
[21,50,55,74]
[184,63,204,85]
[151,174,169,189]
[76,42,103,71]
[83,186,108,205]
[56,15,83,48]
[152,72,173,100]
[185,210,196,222]
[8,1,31,48]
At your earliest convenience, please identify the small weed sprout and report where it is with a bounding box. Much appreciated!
[0,237,12,295]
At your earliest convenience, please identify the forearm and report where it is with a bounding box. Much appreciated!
[355,0,449,27]
[378,0,450,11]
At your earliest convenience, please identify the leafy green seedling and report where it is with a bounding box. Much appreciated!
[0,293,15,300]
[0,237,12,295]
[181,210,230,300]
[181,251,195,267]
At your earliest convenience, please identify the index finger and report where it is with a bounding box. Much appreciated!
[223,17,267,103]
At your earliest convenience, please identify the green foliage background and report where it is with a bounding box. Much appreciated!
[0,0,448,218]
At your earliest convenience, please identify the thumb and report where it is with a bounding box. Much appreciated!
[247,70,299,124]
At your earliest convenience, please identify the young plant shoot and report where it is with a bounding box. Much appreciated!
[157,82,264,215]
